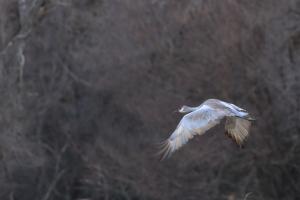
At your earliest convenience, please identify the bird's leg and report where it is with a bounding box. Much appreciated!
[235,115,256,121]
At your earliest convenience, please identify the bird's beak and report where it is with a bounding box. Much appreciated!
[173,110,179,113]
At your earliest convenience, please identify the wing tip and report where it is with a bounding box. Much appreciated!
[225,130,248,148]
[156,139,172,161]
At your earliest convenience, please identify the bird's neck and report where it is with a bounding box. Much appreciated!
[184,106,198,113]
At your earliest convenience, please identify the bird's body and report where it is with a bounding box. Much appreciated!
[160,99,254,159]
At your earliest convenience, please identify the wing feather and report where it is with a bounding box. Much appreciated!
[225,117,251,146]
[159,105,226,159]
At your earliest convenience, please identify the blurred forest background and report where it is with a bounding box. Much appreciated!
[0,0,300,200]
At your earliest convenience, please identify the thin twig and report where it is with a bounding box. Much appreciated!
[41,169,66,200]
[63,64,93,87]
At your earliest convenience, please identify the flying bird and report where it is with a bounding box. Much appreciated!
[159,99,255,159]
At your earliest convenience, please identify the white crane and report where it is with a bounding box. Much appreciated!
[159,99,255,159]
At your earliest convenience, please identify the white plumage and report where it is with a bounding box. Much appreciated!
[159,99,255,159]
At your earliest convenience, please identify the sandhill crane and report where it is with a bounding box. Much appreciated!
[159,99,255,159]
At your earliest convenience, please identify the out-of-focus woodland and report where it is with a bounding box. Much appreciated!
[0,0,300,200]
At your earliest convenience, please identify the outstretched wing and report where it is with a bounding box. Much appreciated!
[225,117,251,146]
[159,105,227,159]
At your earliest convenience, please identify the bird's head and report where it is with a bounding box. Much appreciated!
[178,105,194,113]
